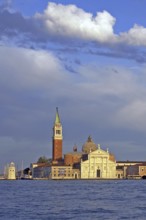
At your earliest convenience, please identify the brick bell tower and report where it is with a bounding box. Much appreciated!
[52,107,63,162]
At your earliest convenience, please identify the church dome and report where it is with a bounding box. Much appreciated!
[109,153,116,162]
[82,136,97,154]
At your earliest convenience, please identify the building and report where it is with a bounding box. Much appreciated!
[51,165,80,179]
[52,107,63,162]
[30,163,51,179]
[126,163,146,179]
[64,145,82,167]
[116,165,124,179]
[7,162,16,180]
[116,161,146,179]
[51,110,117,180]
[81,140,116,179]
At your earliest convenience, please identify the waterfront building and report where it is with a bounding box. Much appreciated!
[116,161,146,179]
[7,162,16,180]
[126,163,146,179]
[50,109,118,180]
[50,109,117,179]
[116,165,124,179]
[52,107,63,162]
[30,163,51,179]
[51,165,80,179]
[81,139,116,179]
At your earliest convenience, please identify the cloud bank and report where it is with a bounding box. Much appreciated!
[0,46,146,168]
[0,2,146,63]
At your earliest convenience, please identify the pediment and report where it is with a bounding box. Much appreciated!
[90,149,108,156]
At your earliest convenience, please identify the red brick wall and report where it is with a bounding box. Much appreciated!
[53,139,62,161]
[64,154,81,165]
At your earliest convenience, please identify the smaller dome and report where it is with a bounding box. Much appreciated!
[109,153,116,162]
[82,136,97,154]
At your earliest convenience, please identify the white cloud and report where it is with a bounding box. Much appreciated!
[34,2,146,47]
[35,2,116,43]
[114,100,146,131]
[0,1,146,60]
[0,46,66,90]
[1,46,145,127]
[119,24,146,46]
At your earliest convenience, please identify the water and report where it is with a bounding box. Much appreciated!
[0,180,146,220]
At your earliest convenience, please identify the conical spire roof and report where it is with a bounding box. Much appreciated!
[55,107,61,124]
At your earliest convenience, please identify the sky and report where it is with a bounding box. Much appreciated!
[0,0,146,172]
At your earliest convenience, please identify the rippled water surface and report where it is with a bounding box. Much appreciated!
[0,180,146,219]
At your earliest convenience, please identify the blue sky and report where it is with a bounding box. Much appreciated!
[0,0,146,171]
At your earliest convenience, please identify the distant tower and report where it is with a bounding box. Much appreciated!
[7,162,16,180]
[52,107,63,162]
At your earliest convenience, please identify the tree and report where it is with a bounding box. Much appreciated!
[37,156,52,164]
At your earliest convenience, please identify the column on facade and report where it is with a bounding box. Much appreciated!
[102,157,104,178]
[88,154,90,178]
[106,157,108,178]
[93,157,96,178]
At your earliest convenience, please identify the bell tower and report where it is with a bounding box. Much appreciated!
[52,107,63,162]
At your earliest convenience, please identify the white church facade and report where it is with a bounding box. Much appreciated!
[81,145,116,179]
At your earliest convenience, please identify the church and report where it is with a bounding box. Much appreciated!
[51,108,117,179]
[81,137,116,179]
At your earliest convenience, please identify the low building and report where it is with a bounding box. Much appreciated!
[30,163,51,179]
[127,163,146,179]
[81,145,116,179]
[116,161,146,178]
[116,165,124,179]
[51,165,80,179]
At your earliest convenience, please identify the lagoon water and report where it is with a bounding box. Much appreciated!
[0,180,146,220]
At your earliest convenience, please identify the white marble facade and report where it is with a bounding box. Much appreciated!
[81,147,116,179]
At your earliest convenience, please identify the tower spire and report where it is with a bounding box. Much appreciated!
[52,108,63,162]
[55,107,61,124]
